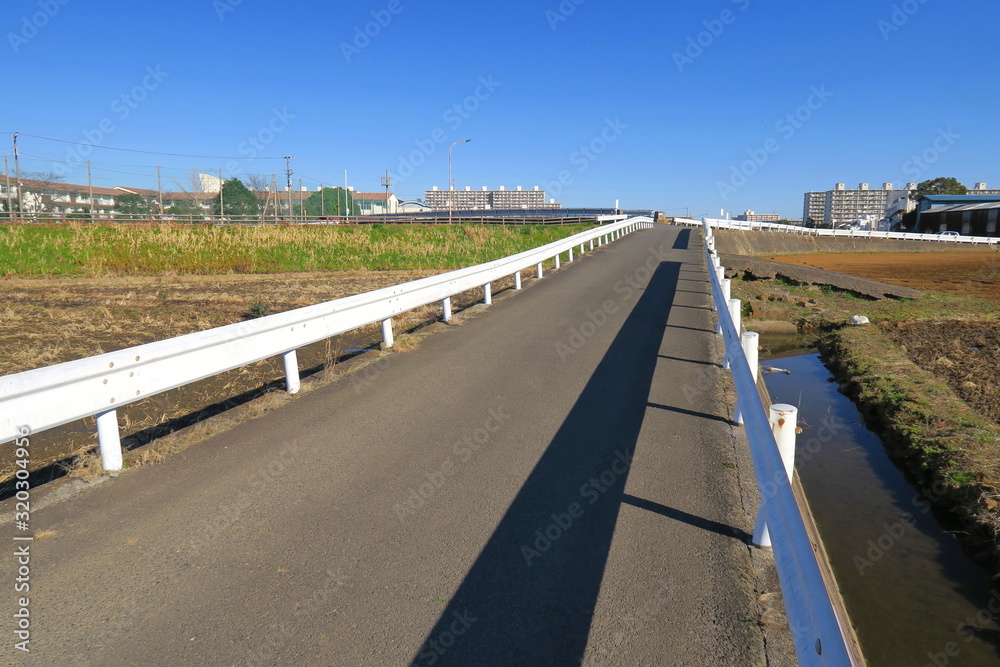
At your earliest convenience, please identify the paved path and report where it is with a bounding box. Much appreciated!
[4,226,777,665]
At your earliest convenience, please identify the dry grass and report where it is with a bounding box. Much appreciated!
[0,222,593,278]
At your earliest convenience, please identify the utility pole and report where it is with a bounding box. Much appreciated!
[344,169,349,225]
[87,161,94,223]
[381,170,392,224]
[271,175,279,224]
[284,156,295,223]
[156,165,163,221]
[298,178,303,223]
[13,132,22,220]
[4,155,12,219]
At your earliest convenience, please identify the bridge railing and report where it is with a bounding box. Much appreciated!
[673,217,999,245]
[0,218,654,471]
[703,222,859,666]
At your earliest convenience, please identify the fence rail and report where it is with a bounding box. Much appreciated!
[0,217,654,471]
[703,223,858,666]
[673,217,999,245]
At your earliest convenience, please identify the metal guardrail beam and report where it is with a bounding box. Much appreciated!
[673,217,998,245]
[0,218,654,464]
[703,222,857,666]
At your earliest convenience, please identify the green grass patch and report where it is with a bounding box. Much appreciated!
[0,222,596,278]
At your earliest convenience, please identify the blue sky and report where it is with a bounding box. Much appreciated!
[2,0,998,218]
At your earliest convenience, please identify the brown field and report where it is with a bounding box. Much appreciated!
[0,270,523,479]
[768,251,1000,303]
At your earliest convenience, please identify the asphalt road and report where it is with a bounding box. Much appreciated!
[3,226,774,666]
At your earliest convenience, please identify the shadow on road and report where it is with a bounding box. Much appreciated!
[672,228,692,249]
[411,261,682,666]
[621,494,750,543]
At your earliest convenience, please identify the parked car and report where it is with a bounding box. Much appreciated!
[934,230,961,240]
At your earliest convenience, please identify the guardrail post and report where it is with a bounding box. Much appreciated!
[513,272,522,290]
[554,254,561,270]
[579,243,584,255]
[282,350,301,394]
[589,239,594,251]
[568,248,574,262]
[483,282,492,305]
[96,409,123,472]
[442,297,452,322]
[724,298,741,370]
[536,262,543,279]
[753,404,799,548]
[734,331,759,425]
[381,318,394,349]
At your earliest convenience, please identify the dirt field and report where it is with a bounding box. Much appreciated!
[0,270,519,479]
[769,251,1000,304]
[883,320,1000,425]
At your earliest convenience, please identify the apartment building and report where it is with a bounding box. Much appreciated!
[424,186,560,211]
[733,210,781,223]
[802,182,916,228]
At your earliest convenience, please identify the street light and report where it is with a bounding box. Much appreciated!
[448,139,471,223]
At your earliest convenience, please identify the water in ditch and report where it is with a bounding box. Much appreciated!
[759,341,1000,666]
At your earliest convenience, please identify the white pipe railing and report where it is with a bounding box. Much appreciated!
[673,217,999,245]
[703,221,858,666]
[0,217,655,469]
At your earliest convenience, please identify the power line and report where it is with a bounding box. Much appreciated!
[12,132,285,160]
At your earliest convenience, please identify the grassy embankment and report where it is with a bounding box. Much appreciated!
[0,222,595,277]
[730,276,1000,569]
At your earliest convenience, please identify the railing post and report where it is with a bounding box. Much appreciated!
[483,282,492,305]
[589,239,594,251]
[725,298,741,370]
[734,331,759,425]
[568,247,574,262]
[554,253,561,270]
[442,296,452,322]
[753,404,799,548]
[282,349,301,394]
[579,243,584,255]
[96,409,123,472]
[536,262,543,279]
[513,272,522,290]
[381,318,394,349]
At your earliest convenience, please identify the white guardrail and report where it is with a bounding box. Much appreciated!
[0,217,654,470]
[674,216,999,245]
[703,222,859,666]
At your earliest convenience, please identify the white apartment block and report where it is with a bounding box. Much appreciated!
[803,182,915,227]
[734,210,781,223]
[425,186,560,211]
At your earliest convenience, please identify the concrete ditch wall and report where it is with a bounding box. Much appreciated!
[713,230,966,255]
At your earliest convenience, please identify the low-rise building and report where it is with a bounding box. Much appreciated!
[916,195,1000,236]
[733,210,780,223]
[425,186,560,211]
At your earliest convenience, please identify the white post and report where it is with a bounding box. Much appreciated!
[568,247,574,262]
[283,350,300,394]
[734,331,759,425]
[589,239,594,251]
[536,262,543,279]
[381,318,394,349]
[753,404,799,548]
[513,272,522,290]
[718,278,731,332]
[554,254,561,270]
[725,298,741,370]
[579,243,584,254]
[442,296,452,322]
[96,409,123,472]
[483,282,492,305]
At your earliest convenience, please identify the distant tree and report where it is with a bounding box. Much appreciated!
[21,170,65,184]
[167,200,204,221]
[212,178,258,218]
[244,173,276,216]
[911,177,968,200]
[299,187,360,218]
[114,193,151,218]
